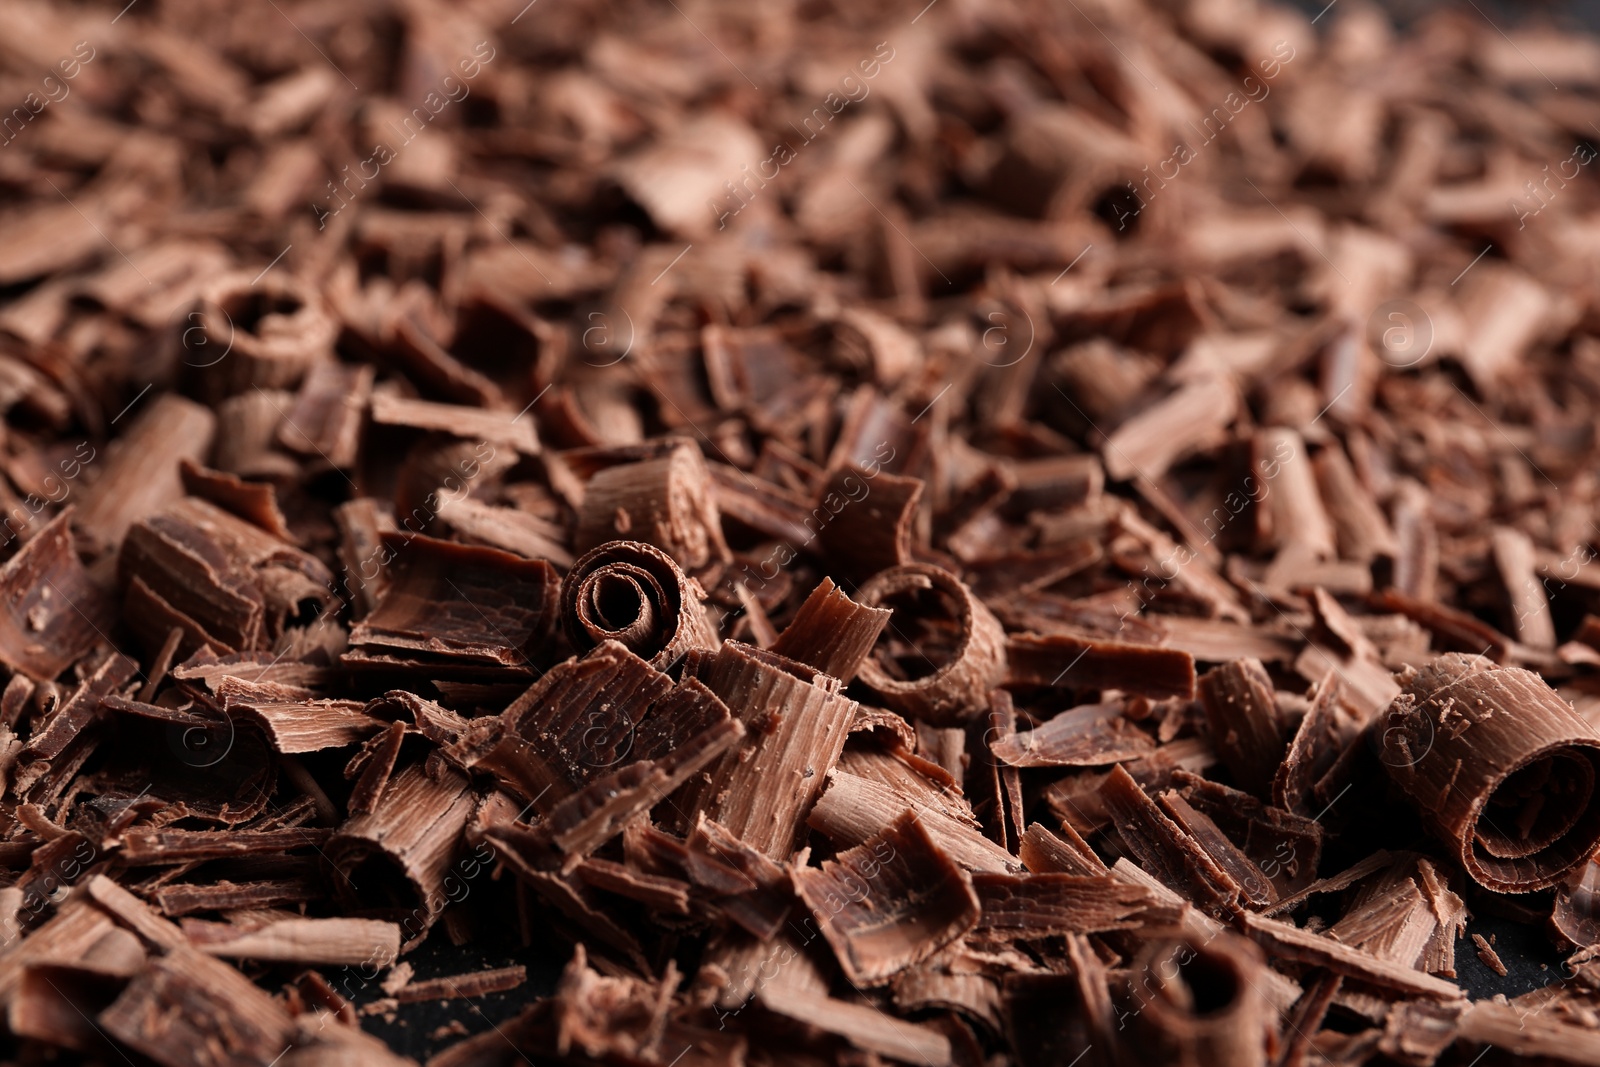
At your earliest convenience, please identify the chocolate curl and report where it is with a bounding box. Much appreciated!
[1123,934,1272,1067]
[854,564,1006,726]
[183,270,337,401]
[1376,653,1600,893]
[562,539,718,670]
[323,762,478,941]
[573,442,729,570]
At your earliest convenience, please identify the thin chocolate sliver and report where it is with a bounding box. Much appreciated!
[1006,632,1196,699]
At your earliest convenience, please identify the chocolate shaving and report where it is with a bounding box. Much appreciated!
[561,539,717,669]
[573,440,727,570]
[792,813,979,986]
[394,965,526,1003]
[1378,653,1600,892]
[348,533,559,674]
[1006,632,1196,699]
[769,577,892,684]
[990,701,1154,767]
[854,564,1007,725]
[814,465,923,583]
[1197,658,1287,798]
[1100,765,1240,914]
[73,395,215,558]
[0,510,117,681]
[679,642,857,857]
[323,762,478,935]
[1121,935,1274,1067]
[119,496,334,655]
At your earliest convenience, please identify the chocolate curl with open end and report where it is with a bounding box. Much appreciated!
[1122,934,1272,1067]
[323,761,478,943]
[182,270,337,401]
[1375,652,1600,893]
[573,442,729,570]
[854,563,1006,726]
[561,539,718,669]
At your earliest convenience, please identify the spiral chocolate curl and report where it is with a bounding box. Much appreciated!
[853,563,1006,726]
[1124,935,1272,1067]
[183,270,337,401]
[1376,652,1600,893]
[561,539,719,669]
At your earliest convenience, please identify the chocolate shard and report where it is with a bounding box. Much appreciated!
[769,577,892,684]
[277,359,373,470]
[119,827,333,865]
[854,564,1007,725]
[347,532,560,673]
[345,720,406,815]
[792,812,980,986]
[517,707,744,868]
[1157,791,1277,909]
[445,641,677,811]
[1018,822,1108,877]
[152,877,323,917]
[1172,772,1322,899]
[20,651,138,764]
[184,916,400,967]
[561,539,719,669]
[0,510,117,681]
[756,985,954,1067]
[393,964,527,1003]
[97,950,299,1067]
[1377,653,1600,893]
[221,691,384,754]
[1273,670,1351,818]
[963,539,1103,600]
[369,390,539,455]
[435,496,574,568]
[1196,658,1286,798]
[1237,911,1466,1000]
[1006,632,1196,699]
[177,458,296,544]
[809,770,1023,874]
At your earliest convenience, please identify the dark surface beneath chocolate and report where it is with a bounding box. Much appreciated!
[356,938,562,1061]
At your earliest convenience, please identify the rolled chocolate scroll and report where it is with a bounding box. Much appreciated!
[323,762,478,942]
[182,270,337,400]
[560,539,719,669]
[1123,934,1271,1067]
[1376,653,1600,893]
[854,563,1006,726]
